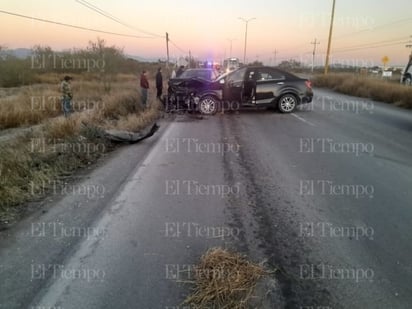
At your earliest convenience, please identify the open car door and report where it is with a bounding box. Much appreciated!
[222,67,247,103]
[254,68,286,104]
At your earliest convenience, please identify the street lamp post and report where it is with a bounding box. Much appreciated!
[227,38,235,58]
[239,17,256,65]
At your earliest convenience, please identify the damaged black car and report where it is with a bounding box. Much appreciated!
[166,66,313,114]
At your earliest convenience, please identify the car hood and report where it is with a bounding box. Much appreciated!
[169,77,214,85]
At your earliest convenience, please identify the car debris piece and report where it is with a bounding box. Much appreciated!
[82,122,159,144]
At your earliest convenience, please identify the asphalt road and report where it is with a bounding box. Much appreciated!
[1,88,412,309]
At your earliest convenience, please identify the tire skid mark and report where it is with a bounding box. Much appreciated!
[220,114,334,309]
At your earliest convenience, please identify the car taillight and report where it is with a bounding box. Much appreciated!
[305,80,312,89]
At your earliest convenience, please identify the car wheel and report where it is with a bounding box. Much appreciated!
[278,94,297,113]
[199,96,218,115]
[165,94,175,113]
[405,77,412,86]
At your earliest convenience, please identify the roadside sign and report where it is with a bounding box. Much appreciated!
[382,56,389,69]
[382,71,392,78]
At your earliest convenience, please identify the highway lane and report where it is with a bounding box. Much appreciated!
[1,88,412,308]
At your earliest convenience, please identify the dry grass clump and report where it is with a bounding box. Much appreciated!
[103,95,161,131]
[97,91,142,120]
[114,73,137,82]
[0,136,64,219]
[35,73,65,85]
[0,87,62,129]
[0,121,109,222]
[314,73,412,108]
[184,248,268,309]
[44,113,84,139]
[35,72,109,84]
[112,108,159,132]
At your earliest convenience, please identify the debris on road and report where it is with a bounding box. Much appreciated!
[82,122,160,144]
[184,247,269,309]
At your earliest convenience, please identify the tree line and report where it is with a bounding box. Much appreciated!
[0,38,147,88]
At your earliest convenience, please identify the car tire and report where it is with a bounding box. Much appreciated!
[405,77,412,86]
[165,94,175,113]
[199,96,218,115]
[278,94,297,113]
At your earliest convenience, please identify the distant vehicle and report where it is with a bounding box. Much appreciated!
[401,54,412,85]
[223,57,240,73]
[199,61,221,71]
[166,66,313,115]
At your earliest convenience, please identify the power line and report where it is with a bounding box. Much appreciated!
[0,9,154,39]
[333,36,409,53]
[281,16,412,55]
[75,0,135,31]
[333,17,412,41]
[333,41,407,53]
[169,39,187,55]
[75,0,164,38]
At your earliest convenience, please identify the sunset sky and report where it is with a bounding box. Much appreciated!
[1,0,412,66]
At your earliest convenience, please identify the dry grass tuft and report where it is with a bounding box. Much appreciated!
[105,97,162,131]
[98,91,142,120]
[0,137,59,219]
[0,87,61,129]
[184,247,269,309]
[44,113,84,139]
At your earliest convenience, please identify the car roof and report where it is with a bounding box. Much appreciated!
[238,66,299,78]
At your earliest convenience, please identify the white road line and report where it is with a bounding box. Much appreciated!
[291,113,316,126]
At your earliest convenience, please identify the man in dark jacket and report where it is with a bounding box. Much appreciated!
[155,67,163,99]
[140,70,149,107]
[176,65,185,77]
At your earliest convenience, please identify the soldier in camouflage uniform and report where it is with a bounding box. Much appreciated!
[60,76,73,117]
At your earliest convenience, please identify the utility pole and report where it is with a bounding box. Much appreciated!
[166,32,170,74]
[324,0,336,75]
[406,36,412,61]
[239,17,256,65]
[189,50,192,68]
[227,38,235,58]
[310,38,320,73]
[273,49,278,66]
[406,35,412,49]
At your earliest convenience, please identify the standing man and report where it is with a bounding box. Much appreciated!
[155,67,163,100]
[140,70,149,107]
[176,65,185,77]
[60,75,73,117]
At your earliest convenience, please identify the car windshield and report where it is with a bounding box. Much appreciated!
[179,69,213,80]
[215,71,232,82]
